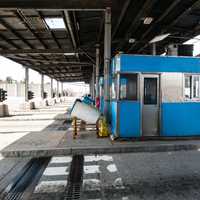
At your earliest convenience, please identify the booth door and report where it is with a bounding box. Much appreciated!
[142,75,160,136]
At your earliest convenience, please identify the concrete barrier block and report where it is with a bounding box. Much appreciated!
[3,104,9,116]
[30,102,36,110]
[0,104,9,117]
[0,104,4,117]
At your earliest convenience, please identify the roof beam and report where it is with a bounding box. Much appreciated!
[46,70,91,75]
[16,9,49,49]
[63,10,80,61]
[23,62,91,68]
[112,0,131,39]
[117,0,158,50]
[38,11,62,49]
[133,0,197,53]
[8,56,92,65]
[0,0,109,9]
[0,49,78,55]
[0,18,35,49]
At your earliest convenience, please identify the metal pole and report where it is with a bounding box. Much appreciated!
[25,67,29,102]
[93,64,96,99]
[152,43,156,55]
[57,81,59,97]
[41,74,44,99]
[61,82,63,96]
[50,78,53,98]
[104,7,111,117]
[96,44,100,98]
[89,78,93,96]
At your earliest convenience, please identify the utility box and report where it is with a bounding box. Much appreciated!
[166,44,193,56]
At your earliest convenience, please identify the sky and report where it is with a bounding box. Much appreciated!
[0,56,42,83]
[183,34,200,56]
[0,55,89,92]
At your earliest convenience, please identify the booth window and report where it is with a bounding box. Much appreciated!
[144,78,157,105]
[120,74,138,100]
[184,75,200,99]
[111,78,117,99]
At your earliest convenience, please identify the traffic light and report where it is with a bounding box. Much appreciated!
[43,92,48,99]
[0,88,3,102]
[28,91,34,100]
[2,90,7,101]
[0,88,7,102]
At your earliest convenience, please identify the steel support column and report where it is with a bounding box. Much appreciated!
[152,43,156,55]
[92,65,96,99]
[103,7,111,117]
[57,81,59,97]
[25,67,29,102]
[61,82,63,96]
[50,78,53,98]
[41,74,44,99]
[95,44,100,98]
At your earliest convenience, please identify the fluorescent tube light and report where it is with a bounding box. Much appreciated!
[45,18,65,29]
[144,17,154,25]
[149,33,170,44]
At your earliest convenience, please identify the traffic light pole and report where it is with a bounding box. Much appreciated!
[25,67,29,102]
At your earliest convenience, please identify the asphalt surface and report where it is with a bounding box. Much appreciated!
[0,100,200,199]
[26,152,200,200]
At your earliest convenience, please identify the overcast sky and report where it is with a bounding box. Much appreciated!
[0,55,89,92]
[0,56,43,83]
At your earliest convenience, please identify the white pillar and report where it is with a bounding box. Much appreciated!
[61,82,63,96]
[25,67,29,102]
[57,81,59,97]
[41,74,44,99]
[104,7,111,117]
[50,78,53,98]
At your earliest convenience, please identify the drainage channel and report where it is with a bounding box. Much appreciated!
[64,155,84,200]
[0,157,50,200]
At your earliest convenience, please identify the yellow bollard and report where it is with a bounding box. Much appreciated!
[72,117,78,139]
[98,117,110,137]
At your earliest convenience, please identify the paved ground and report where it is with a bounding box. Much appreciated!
[29,152,200,200]
[1,98,200,199]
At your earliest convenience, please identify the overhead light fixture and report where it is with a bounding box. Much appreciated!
[160,52,167,56]
[76,22,80,31]
[149,33,171,44]
[183,35,200,45]
[143,17,154,25]
[44,18,65,29]
[129,38,136,43]
[64,53,77,56]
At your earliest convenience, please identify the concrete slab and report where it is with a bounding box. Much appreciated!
[2,129,200,158]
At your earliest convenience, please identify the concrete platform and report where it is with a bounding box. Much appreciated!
[2,129,200,158]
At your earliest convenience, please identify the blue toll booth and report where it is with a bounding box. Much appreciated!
[109,54,200,138]
[99,77,104,114]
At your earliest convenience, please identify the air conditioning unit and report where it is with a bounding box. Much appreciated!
[166,44,193,56]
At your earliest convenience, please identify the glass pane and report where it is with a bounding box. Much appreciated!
[120,74,137,100]
[193,76,200,98]
[184,76,191,99]
[144,78,157,105]
[111,81,116,99]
